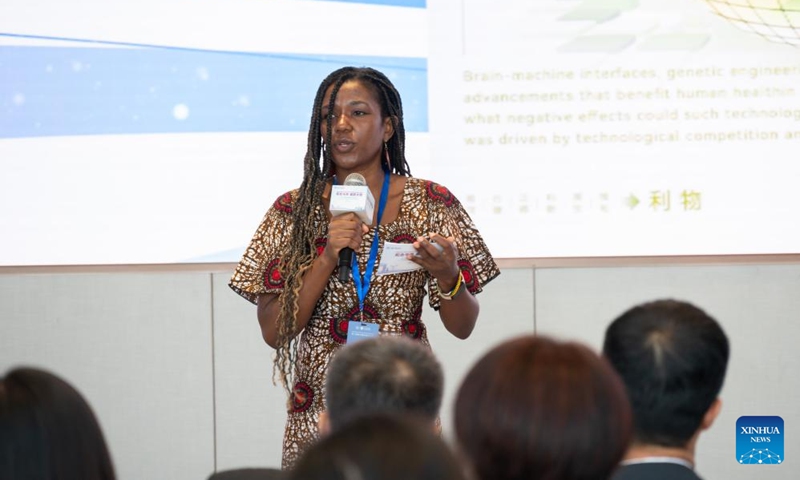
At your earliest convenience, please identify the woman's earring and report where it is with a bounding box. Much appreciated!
[383,142,391,171]
[321,142,332,177]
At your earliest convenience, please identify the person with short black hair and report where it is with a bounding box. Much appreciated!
[603,299,730,480]
[320,335,443,434]
[0,367,116,480]
[454,335,632,480]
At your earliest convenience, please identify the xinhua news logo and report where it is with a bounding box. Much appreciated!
[736,416,784,465]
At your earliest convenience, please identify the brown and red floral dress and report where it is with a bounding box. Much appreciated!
[229,177,500,468]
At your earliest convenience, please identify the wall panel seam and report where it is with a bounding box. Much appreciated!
[210,273,218,472]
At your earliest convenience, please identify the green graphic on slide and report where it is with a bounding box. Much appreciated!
[704,0,800,47]
[557,0,711,52]
[555,0,799,52]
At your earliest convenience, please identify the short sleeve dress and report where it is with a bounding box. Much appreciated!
[229,177,500,468]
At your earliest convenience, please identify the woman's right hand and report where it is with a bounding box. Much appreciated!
[259,214,366,348]
[323,213,368,265]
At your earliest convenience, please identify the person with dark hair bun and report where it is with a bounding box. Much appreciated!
[454,335,632,480]
[288,414,467,480]
[0,367,116,480]
[229,66,499,468]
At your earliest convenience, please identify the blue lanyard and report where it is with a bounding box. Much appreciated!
[352,171,390,316]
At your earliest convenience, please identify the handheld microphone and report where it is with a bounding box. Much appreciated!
[329,173,375,282]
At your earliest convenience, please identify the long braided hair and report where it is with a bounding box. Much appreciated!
[273,67,412,392]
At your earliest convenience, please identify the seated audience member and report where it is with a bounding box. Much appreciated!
[207,467,284,480]
[0,366,116,480]
[319,335,443,434]
[289,413,466,480]
[603,299,730,480]
[455,335,632,480]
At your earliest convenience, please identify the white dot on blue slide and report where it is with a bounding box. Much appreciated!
[232,95,251,107]
[196,67,209,81]
[12,93,25,106]
[173,104,190,121]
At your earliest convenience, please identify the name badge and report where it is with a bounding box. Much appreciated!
[347,321,380,344]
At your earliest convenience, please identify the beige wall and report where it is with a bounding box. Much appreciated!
[1,261,798,479]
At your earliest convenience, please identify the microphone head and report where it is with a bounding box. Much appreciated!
[343,173,367,187]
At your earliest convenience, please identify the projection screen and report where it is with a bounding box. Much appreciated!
[1,0,799,265]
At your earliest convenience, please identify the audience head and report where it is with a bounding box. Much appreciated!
[290,414,466,480]
[208,468,284,480]
[603,299,730,448]
[322,335,443,433]
[455,335,632,480]
[0,366,116,480]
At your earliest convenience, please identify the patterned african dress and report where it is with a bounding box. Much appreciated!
[229,177,500,469]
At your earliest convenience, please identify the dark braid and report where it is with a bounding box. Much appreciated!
[273,67,411,392]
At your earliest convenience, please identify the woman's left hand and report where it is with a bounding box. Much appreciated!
[409,233,460,291]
